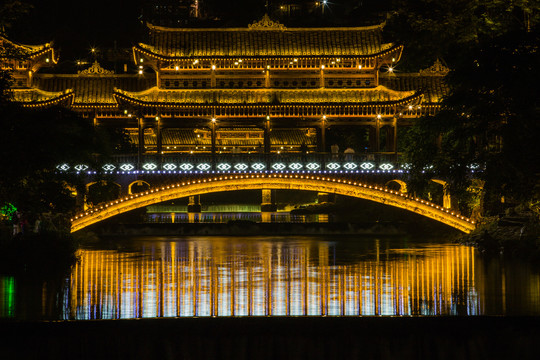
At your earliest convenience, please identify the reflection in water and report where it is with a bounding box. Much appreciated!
[147,212,332,223]
[0,277,15,318]
[3,237,540,320]
[67,239,475,319]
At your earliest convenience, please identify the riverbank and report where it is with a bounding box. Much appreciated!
[1,317,539,359]
[87,220,456,237]
[0,228,78,274]
[460,208,540,262]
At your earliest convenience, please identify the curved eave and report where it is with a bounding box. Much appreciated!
[15,91,74,108]
[0,36,58,64]
[113,89,423,109]
[146,22,386,32]
[133,44,404,64]
[71,103,119,110]
[28,47,58,64]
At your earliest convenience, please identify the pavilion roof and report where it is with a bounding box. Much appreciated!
[381,74,448,104]
[11,88,72,106]
[140,21,392,58]
[114,86,417,106]
[0,35,56,61]
[32,73,155,106]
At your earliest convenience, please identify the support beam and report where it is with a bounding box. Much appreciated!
[261,189,277,212]
[264,118,271,154]
[318,118,326,153]
[375,119,380,153]
[156,117,162,160]
[188,195,202,213]
[393,118,398,161]
[211,120,217,162]
[317,192,335,203]
[138,117,144,167]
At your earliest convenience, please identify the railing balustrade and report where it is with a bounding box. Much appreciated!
[56,153,406,174]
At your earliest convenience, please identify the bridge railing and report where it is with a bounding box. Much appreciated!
[56,153,407,174]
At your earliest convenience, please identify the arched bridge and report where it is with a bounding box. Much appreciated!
[71,173,476,233]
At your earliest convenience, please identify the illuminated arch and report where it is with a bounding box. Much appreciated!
[385,179,407,193]
[128,180,151,195]
[71,173,476,233]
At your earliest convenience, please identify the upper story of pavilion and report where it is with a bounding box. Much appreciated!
[134,15,402,91]
[3,15,450,123]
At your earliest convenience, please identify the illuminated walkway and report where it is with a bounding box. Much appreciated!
[71,173,476,233]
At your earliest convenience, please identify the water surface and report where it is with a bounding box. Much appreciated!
[1,235,540,320]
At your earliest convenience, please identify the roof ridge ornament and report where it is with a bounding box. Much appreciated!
[419,59,450,76]
[78,60,114,76]
[248,14,286,30]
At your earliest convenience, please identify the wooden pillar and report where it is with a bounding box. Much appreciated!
[393,118,398,160]
[318,118,326,153]
[211,119,217,161]
[156,117,162,160]
[138,117,144,167]
[264,117,271,154]
[265,69,270,88]
[375,118,380,153]
[320,66,325,88]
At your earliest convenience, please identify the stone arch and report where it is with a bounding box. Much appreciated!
[71,174,476,233]
[385,179,407,193]
[128,180,151,195]
[86,180,121,208]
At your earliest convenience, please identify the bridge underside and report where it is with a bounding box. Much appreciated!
[71,174,476,233]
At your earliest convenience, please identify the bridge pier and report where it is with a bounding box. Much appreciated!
[188,195,202,213]
[317,192,335,204]
[261,189,277,212]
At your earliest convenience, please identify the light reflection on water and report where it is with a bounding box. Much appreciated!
[2,236,540,320]
[147,212,330,223]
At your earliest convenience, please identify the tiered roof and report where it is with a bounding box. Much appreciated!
[0,35,56,61]
[140,21,392,58]
[114,86,417,106]
[33,73,155,106]
[12,88,73,107]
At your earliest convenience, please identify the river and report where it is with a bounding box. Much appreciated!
[1,235,540,320]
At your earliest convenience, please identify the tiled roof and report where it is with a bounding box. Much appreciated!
[32,75,155,105]
[380,74,448,104]
[0,35,52,56]
[115,86,416,105]
[141,23,391,57]
[11,88,71,103]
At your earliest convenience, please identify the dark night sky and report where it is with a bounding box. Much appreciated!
[8,0,390,66]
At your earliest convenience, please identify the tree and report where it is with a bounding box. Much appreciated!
[0,105,118,215]
[386,0,540,70]
[398,1,540,215]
